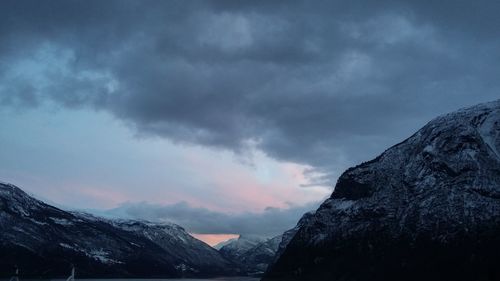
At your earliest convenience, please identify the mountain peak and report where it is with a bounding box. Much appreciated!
[0,182,28,197]
[332,99,500,201]
[264,100,500,281]
[0,182,53,217]
[0,182,238,278]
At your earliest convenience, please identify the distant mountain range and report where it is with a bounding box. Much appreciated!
[0,182,282,278]
[264,100,500,280]
[217,235,282,275]
[0,183,241,278]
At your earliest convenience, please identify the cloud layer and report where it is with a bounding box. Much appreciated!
[2,0,500,182]
[101,200,320,237]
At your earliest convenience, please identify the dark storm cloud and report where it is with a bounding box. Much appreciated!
[102,200,320,237]
[1,0,500,183]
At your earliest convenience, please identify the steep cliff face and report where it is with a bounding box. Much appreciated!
[0,183,237,278]
[264,100,500,281]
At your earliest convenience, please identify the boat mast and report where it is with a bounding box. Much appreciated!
[9,266,19,281]
[66,265,75,281]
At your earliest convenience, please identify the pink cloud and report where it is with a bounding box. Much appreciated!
[180,149,330,213]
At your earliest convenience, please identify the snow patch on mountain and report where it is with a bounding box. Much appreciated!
[264,99,500,281]
[0,183,238,277]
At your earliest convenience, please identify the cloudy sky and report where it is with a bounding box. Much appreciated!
[1,0,499,242]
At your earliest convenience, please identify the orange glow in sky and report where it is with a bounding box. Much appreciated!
[190,233,240,247]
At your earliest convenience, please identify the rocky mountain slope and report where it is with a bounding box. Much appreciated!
[219,235,265,262]
[239,235,282,274]
[0,183,237,278]
[218,235,281,276]
[111,219,236,276]
[264,100,500,281]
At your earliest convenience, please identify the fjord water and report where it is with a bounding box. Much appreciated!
[86,279,259,281]
[2,279,259,281]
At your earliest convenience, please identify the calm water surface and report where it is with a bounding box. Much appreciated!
[15,279,260,281]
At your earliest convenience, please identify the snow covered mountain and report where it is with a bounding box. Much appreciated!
[0,183,237,278]
[110,219,236,276]
[219,235,265,262]
[264,100,500,281]
[218,235,281,275]
[239,235,282,274]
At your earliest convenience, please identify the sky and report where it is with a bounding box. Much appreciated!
[1,0,500,243]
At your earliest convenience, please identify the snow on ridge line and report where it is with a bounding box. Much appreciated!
[478,109,500,159]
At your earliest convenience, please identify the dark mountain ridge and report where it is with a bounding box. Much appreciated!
[264,100,500,281]
[0,182,237,278]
